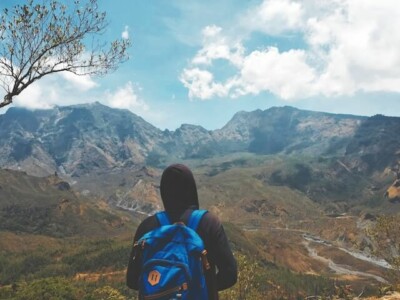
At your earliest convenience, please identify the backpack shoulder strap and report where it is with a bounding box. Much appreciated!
[155,211,170,226]
[187,209,207,231]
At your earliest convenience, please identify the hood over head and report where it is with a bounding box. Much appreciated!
[160,164,199,213]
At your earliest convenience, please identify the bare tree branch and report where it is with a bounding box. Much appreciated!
[0,0,131,108]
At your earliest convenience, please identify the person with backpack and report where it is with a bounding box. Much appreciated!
[127,163,237,299]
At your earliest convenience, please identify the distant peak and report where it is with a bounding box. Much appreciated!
[177,123,208,132]
[65,101,105,109]
[180,123,202,129]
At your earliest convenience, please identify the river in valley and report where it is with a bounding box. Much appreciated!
[244,225,392,284]
[302,234,389,284]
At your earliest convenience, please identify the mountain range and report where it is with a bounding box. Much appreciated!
[1,102,399,178]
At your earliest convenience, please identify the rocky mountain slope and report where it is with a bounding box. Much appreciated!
[3,103,398,179]
[1,103,400,216]
[214,106,364,156]
[0,102,164,177]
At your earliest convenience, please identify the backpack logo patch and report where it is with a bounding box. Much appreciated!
[148,270,161,286]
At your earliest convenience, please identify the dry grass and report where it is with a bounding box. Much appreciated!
[74,270,126,283]
[363,292,400,299]
[0,231,61,253]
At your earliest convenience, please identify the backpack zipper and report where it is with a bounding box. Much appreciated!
[142,283,188,300]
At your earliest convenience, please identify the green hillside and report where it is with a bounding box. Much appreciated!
[0,169,134,237]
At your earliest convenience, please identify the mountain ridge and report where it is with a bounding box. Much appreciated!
[0,103,398,178]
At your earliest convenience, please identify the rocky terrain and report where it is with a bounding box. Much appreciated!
[3,103,396,177]
[2,102,400,222]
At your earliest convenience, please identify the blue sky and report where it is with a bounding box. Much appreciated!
[2,0,400,130]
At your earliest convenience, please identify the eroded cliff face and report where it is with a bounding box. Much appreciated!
[111,177,162,215]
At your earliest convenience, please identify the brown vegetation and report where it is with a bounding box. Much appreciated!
[385,179,400,203]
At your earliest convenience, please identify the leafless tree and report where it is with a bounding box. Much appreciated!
[0,0,130,108]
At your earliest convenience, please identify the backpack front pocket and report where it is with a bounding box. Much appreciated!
[140,259,191,300]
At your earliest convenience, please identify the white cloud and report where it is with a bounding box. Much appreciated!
[14,83,54,110]
[243,0,304,35]
[182,47,316,100]
[180,68,231,100]
[180,0,400,101]
[192,25,244,67]
[101,82,172,129]
[122,25,129,40]
[309,0,400,94]
[104,81,149,112]
[61,72,98,91]
[15,79,161,128]
[13,71,98,109]
[235,47,316,100]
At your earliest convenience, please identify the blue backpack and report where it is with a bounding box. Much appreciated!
[137,209,209,300]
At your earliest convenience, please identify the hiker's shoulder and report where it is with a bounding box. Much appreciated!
[135,214,158,240]
[199,210,222,229]
[140,214,159,228]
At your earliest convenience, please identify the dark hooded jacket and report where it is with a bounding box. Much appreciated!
[126,164,237,299]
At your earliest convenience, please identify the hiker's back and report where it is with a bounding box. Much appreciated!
[126,164,237,300]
